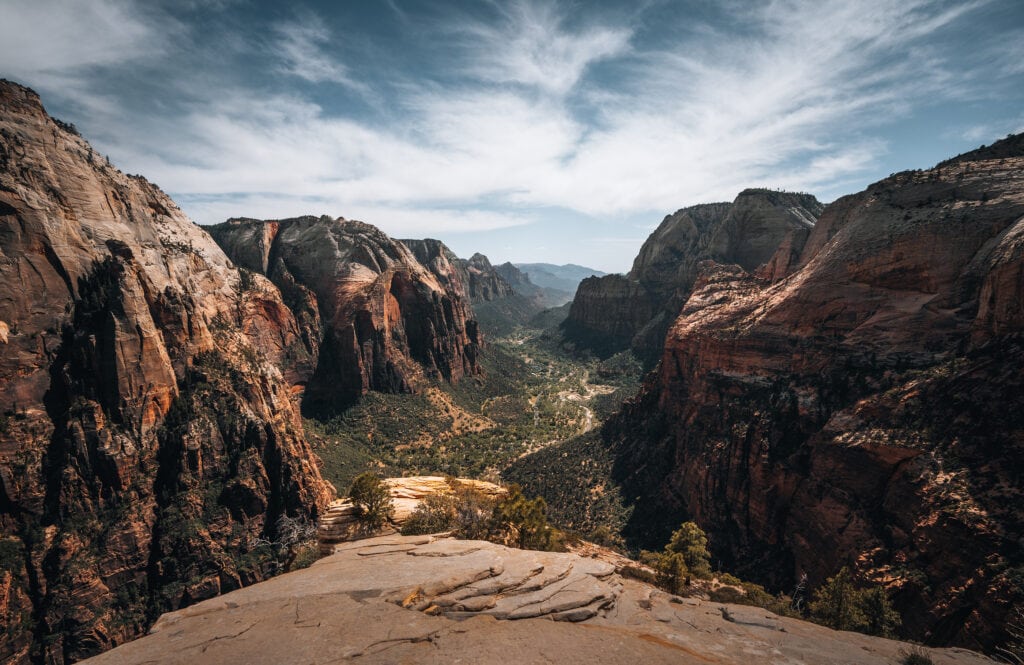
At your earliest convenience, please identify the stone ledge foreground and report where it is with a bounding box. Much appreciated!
[82,535,996,665]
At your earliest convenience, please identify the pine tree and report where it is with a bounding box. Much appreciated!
[666,521,712,578]
[809,567,866,631]
[860,586,901,637]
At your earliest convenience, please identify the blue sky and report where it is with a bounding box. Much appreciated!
[2,0,1022,272]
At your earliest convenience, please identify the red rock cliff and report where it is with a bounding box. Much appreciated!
[0,80,333,664]
[209,218,481,415]
[564,192,822,360]
[611,136,1024,651]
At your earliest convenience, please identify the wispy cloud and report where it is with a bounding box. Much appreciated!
[451,1,633,96]
[1,0,1020,269]
[274,15,355,86]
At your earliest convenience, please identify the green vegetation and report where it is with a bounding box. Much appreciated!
[638,521,712,594]
[306,328,642,492]
[401,482,564,552]
[809,567,901,637]
[347,472,393,530]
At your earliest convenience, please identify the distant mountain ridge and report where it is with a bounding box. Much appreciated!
[512,263,607,294]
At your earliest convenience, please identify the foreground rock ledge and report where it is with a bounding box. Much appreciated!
[83,536,993,665]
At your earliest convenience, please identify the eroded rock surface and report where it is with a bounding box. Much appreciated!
[209,219,481,414]
[564,191,821,359]
[611,135,1024,650]
[82,535,995,665]
[0,80,333,664]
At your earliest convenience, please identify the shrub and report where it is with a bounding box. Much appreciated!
[491,485,563,551]
[898,645,934,665]
[807,567,903,637]
[401,493,458,535]
[809,567,866,631]
[347,473,393,531]
[860,585,901,637]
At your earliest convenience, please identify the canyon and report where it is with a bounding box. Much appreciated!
[0,75,1021,665]
[606,135,1024,651]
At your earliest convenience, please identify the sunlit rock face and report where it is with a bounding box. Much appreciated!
[564,191,822,360]
[610,134,1024,651]
[0,79,333,664]
[210,218,482,415]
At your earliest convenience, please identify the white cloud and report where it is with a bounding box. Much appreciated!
[452,1,632,96]
[0,0,155,77]
[3,0,1014,253]
[274,15,357,87]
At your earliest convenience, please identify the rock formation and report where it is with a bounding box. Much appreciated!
[401,241,515,304]
[317,476,505,553]
[564,191,822,359]
[0,80,333,664]
[610,136,1024,650]
[209,219,481,415]
[81,534,994,665]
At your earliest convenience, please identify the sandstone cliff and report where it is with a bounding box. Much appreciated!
[0,80,333,664]
[209,219,481,415]
[401,241,515,304]
[564,192,822,360]
[610,136,1024,651]
[81,534,994,665]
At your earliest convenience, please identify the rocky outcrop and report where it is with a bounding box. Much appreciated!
[564,192,822,360]
[210,219,481,415]
[611,135,1024,651]
[0,80,333,664]
[317,476,505,553]
[82,534,994,665]
[401,242,515,304]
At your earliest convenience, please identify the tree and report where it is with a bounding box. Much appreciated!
[347,472,393,531]
[860,585,901,637]
[665,521,712,578]
[809,567,866,631]
[491,485,561,551]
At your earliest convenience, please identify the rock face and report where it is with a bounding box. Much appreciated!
[564,191,822,359]
[611,136,1024,650]
[317,476,505,553]
[0,80,333,664]
[209,219,481,415]
[82,534,994,665]
[401,241,514,304]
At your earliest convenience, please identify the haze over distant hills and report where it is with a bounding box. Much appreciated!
[512,263,607,293]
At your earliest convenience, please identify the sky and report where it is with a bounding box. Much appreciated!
[1,0,1022,273]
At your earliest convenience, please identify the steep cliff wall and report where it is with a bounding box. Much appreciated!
[564,192,822,360]
[210,219,481,415]
[611,137,1024,650]
[0,80,333,664]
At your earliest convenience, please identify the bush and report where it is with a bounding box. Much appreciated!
[809,567,866,631]
[347,473,393,531]
[491,485,564,551]
[860,585,901,637]
[808,567,900,636]
[898,645,934,665]
[401,493,458,535]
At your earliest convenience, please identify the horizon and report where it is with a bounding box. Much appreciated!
[2,0,1022,273]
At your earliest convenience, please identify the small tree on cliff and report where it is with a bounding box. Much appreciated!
[347,472,393,531]
[666,521,712,578]
[860,585,901,637]
[809,567,867,631]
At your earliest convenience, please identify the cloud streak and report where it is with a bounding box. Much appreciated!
[1,0,1020,269]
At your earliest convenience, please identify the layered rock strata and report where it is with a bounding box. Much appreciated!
[611,135,1024,650]
[0,80,333,664]
[82,534,994,665]
[209,219,481,414]
[564,191,822,359]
